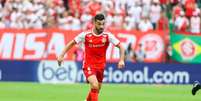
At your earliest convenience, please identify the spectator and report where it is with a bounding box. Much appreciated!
[0,18,5,28]
[141,0,151,19]
[80,9,93,30]
[9,7,18,20]
[125,0,135,10]
[190,11,201,34]
[10,14,24,29]
[138,14,153,32]
[157,11,169,30]
[169,0,179,7]
[150,0,162,29]
[47,1,57,19]
[197,0,201,8]
[0,6,11,27]
[114,0,126,14]
[46,15,57,28]
[68,0,82,16]
[0,1,3,9]
[54,0,66,15]
[58,12,80,30]
[123,14,136,31]
[105,12,114,29]
[142,0,152,12]
[135,43,146,63]
[184,0,196,18]
[101,0,114,13]
[172,3,183,21]
[125,43,135,62]
[160,0,169,10]
[85,20,93,30]
[165,43,173,62]
[87,0,102,16]
[0,0,199,33]
[113,11,124,29]
[127,2,142,25]
[57,11,70,29]
[25,7,43,29]
[71,14,81,30]
[0,1,2,9]
[174,11,189,32]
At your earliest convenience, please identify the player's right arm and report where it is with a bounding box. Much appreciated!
[57,40,76,66]
[57,32,86,66]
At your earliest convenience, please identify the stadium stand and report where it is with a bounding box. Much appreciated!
[0,0,200,32]
[0,0,200,63]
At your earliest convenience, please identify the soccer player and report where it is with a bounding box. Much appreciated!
[57,14,125,101]
[192,81,201,95]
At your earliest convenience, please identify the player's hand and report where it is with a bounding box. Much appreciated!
[57,56,64,66]
[118,60,125,69]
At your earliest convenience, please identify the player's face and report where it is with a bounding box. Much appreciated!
[94,20,105,34]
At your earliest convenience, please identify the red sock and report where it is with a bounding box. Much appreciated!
[90,89,99,101]
[86,91,91,101]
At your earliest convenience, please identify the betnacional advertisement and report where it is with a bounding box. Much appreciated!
[0,60,201,84]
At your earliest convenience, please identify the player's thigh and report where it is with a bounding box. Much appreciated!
[87,75,99,89]
[83,67,96,82]
[96,69,104,83]
[97,69,104,91]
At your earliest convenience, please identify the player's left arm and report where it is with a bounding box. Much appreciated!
[108,32,125,69]
[116,43,125,69]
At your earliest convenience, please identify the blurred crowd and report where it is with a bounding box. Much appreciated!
[0,0,200,63]
[0,0,200,34]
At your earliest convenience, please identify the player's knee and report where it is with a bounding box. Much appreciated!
[91,82,99,90]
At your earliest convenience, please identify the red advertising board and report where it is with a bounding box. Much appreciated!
[0,29,166,62]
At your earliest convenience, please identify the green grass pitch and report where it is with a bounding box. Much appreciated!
[0,82,200,101]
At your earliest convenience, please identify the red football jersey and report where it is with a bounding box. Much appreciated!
[74,29,120,69]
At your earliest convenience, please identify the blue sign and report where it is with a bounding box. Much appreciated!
[0,60,201,84]
[0,60,38,82]
[104,63,201,84]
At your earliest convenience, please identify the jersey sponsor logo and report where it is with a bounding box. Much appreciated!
[37,61,78,84]
[88,43,106,48]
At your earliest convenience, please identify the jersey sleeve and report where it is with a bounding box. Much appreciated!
[108,33,120,46]
[74,32,86,43]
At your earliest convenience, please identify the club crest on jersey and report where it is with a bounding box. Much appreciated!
[102,38,106,43]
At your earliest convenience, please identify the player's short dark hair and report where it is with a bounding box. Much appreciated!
[94,13,105,21]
